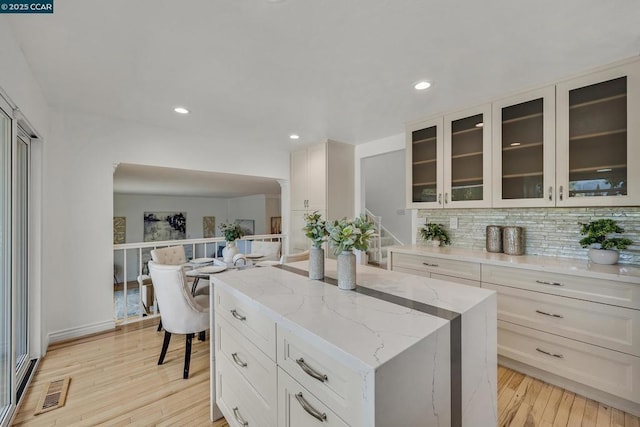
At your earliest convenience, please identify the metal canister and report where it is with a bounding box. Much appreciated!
[485,225,503,253]
[503,226,525,255]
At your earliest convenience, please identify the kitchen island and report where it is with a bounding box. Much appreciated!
[210,260,497,427]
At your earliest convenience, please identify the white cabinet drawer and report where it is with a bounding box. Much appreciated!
[215,286,276,360]
[486,283,640,356]
[277,327,363,427]
[498,320,640,403]
[278,368,349,427]
[482,264,640,310]
[216,355,276,427]
[216,315,277,410]
[391,252,481,282]
[431,273,480,287]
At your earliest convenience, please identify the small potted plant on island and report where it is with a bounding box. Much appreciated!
[325,215,375,290]
[303,211,328,280]
[579,219,633,265]
[219,222,244,263]
[420,223,451,247]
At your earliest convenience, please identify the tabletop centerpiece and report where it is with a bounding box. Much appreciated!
[303,211,328,280]
[419,222,451,247]
[579,218,633,265]
[219,222,244,263]
[326,214,375,290]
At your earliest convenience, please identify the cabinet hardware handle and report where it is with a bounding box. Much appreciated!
[230,309,246,321]
[232,407,249,426]
[422,262,439,267]
[536,347,564,359]
[295,392,327,422]
[231,352,248,368]
[438,193,442,205]
[296,358,328,382]
[535,309,564,319]
[559,185,563,201]
[535,280,563,287]
[548,186,553,201]
[444,192,449,204]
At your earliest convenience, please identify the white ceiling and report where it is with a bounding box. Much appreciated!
[6,0,640,195]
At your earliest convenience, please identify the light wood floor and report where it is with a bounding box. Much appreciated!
[13,319,640,426]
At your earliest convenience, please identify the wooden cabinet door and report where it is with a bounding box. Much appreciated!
[556,61,640,206]
[492,86,556,207]
[444,104,493,208]
[405,116,444,209]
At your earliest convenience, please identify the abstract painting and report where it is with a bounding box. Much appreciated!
[144,211,187,242]
[270,216,281,234]
[203,216,216,238]
[113,216,126,244]
[235,219,255,236]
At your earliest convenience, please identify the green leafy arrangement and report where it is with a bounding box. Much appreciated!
[579,219,632,250]
[219,222,244,242]
[303,211,328,248]
[325,215,376,255]
[419,223,451,245]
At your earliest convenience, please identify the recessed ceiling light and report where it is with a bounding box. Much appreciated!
[475,122,484,128]
[289,134,300,140]
[174,107,189,114]
[413,81,431,91]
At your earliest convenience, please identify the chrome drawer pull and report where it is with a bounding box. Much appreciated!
[536,347,564,359]
[422,262,439,267]
[438,193,442,204]
[232,407,249,426]
[535,309,564,319]
[231,352,248,368]
[230,309,246,321]
[295,392,327,422]
[548,186,553,201]
[296,358,328,382]
[535,280,563,287]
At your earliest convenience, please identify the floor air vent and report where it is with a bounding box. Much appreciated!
[34,377,70,415]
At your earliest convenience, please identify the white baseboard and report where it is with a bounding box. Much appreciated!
[499,355,640,417]
[46,319,115,349]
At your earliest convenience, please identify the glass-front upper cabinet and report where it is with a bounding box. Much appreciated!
[556,61,640,206]
[492,86,556,207]
[406,117,444,209]
[444,104,492,208]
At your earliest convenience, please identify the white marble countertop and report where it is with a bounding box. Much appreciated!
[387,245,640,284]
[211,260,494,369]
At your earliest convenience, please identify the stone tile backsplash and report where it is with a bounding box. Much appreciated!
[417,207,640,265]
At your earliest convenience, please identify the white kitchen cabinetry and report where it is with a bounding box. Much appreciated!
[389,250,481,287]
[406,105,492,209]
[290,140,353,253]
[556,61,640,206]
[491,86,556,207]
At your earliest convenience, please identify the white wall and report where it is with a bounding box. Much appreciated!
[227,194,268,235]
[363,150,412,244]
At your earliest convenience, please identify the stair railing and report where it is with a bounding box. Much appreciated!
[365,209,383,264]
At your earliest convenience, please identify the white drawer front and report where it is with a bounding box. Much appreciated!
[486,283,640,356]
[482,264,640,309]
[277,327,363,427]
[215,286,276,360]
[431,273,480,288]
[498,320,640,403]
[216,315,277,409]
[216,355,276,427]
[392,265,430,278]
[391,252,481,281]
[278,368,349,427]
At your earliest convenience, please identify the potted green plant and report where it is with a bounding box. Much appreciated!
[303,211,328,279]
[420,223,450,247]
[579,219,633,265]
[325,215,375,290]
[219,222,244,262]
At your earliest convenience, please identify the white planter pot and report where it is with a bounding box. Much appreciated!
[588,248,620,265]
[337,251,356,290]
[309,247,324,280]
[429,239,441,247]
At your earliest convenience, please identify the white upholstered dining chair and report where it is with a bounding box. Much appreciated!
[250,241,282,261]
[150,246,208,296]
[148,261,209,379]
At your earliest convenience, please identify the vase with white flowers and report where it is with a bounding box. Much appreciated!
[325,215,375,290]
[303,211,328,279]
[219,222,244,263]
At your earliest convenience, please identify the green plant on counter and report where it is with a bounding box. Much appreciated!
[419,223,450,245]
[579,219,632,250]
[303,211,328,248]
[325,215,375,255]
